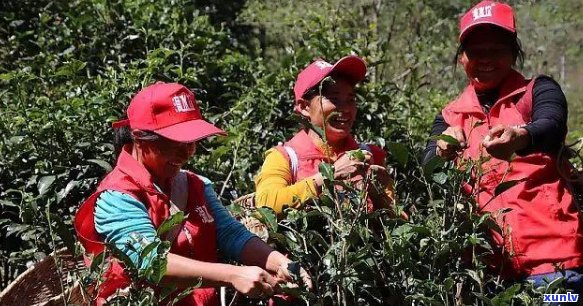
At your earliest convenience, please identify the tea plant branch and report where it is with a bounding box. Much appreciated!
[219,136,242,198]
[45,201,69,306]
[317,77,345,223]
[407,129,433,202]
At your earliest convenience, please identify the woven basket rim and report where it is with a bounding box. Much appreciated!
[0,247,86,305]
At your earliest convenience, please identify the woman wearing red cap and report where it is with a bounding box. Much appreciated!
[74,82,311,305]
[423,1,583,291]
[254,56,398,216]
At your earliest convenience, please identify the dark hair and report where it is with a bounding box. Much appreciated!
[113,125,162,156]
[453,26,525,69]
[301,73,356,101]
[114,125,133,157]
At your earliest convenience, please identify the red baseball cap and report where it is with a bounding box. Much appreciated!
[293,55,367,103]
[459,1,516,42]
[112,82,226,143]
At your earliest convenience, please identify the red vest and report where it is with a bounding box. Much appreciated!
[74,145,218,305]
[442,70,583,277]
[275,130,386,211]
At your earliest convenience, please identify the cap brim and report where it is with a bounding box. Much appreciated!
[154,119,227,143]
[330,55,367,83]
[459,21,516,42]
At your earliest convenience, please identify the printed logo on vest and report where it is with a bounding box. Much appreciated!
[472,3,495,20]
[195,206,214,223]
[315,61,333,70]
[172,94,196,113]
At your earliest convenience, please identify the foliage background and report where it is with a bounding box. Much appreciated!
[1,0,582,304]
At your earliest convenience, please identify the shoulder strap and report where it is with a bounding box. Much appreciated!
[514,76,539,123]
[157,171,188,243]
[282,145,299,183]
[170,170,188,213]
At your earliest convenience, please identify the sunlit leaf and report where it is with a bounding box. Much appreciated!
[37,175,56,196]
[255,207,277,231]
[87,159,112,172]
[429,134,460,146]
[319,162,335,181]
[432,172,448,184]
[157,211,185,236]
[491,283,521,306]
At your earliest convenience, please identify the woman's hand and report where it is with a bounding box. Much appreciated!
[273,261,313,290]
[333,150,372,181]
[228,266,278,298]
[482,124,530,160]
[436,126,466,160]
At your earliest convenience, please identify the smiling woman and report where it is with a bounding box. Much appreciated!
[73,82,312,305]
[422,0,583,294]
[253,56,401,217]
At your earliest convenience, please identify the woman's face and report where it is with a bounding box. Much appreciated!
[300,78,357,143]
[138,136,197,182]
[460,26,515,92]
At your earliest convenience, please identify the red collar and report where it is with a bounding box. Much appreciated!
[294,129,360,158]
[115,144,159,194]
[447,69,528,115]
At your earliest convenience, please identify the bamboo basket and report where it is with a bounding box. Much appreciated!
[233,193,269,242]
[0,248,89,306]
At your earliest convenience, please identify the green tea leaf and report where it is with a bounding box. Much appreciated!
[430,134,460,146]
[37,175,56,196]
[491,283,521,306]
[140,241,160,261]
[256,207,278,231]
[90,251,107,272]
[87,159,112,172]
[157,211,185,236]
[51,213,76,255]
[473,120,485,128]
[172,285,198,304]
[432,172,448,184]
[150,255,168,284]
[55,60,86,77]
[494,179,526,196]
[348,149,366,162]
[387,142,409,166]
[107,242,136,271]
[423,155,445,177]
[319,162,335,181]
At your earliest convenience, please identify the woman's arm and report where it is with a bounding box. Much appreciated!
[199,176,256,261]
[95,190,279,297]
[95,190,160,269]
[422,113,450,165]
[519,76,568,155]
[164,253,277,297]
[483,77,568,159]
[254,148,323,215]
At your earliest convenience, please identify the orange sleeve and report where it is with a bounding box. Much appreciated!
[254,148,319,215]
[384,178,396,206]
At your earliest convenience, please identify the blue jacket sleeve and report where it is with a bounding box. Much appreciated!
[198,175,256,261]
[94,190,159,269]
